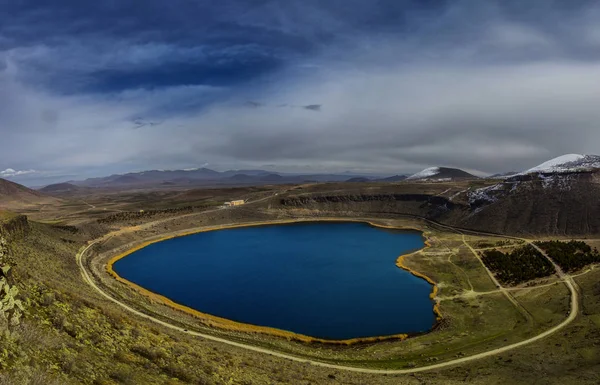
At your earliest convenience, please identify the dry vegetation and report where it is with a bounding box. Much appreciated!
[0,183,599,384]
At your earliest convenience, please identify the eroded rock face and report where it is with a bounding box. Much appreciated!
[0,215,30,241]
[460,171,600,236]
[0,215,29,331]
[0,236,24,331]
[277,172,600,236]
[279,193,466,224]
[282,193,456,206]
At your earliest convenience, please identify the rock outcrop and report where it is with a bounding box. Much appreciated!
[278,171,600,236]
[0,215,30,241]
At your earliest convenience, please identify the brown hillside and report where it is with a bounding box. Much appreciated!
[276,172,600,236]
[0,178,61,210]
[459,171,600,235]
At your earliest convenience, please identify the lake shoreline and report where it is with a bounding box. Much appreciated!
[105,217,440,345]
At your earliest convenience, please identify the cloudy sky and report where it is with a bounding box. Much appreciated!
[2,0,600,186]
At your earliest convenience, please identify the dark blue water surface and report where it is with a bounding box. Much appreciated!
[113,222,434,339]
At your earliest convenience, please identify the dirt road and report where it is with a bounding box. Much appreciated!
[76,215,579,374]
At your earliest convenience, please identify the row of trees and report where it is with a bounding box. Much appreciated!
[481,245,555,285]
[535,240,600,272]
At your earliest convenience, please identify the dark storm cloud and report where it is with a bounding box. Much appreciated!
[303,105,321,111]
[2,0,600,185]
[200,62,600,174]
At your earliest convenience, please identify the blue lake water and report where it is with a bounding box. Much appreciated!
[113,222,435,339]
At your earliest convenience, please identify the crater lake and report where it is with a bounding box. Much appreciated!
[112,222,435,340]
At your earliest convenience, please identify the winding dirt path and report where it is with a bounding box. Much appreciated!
[75,214,581,374]
[437,279,567,301]
[462,234,535,324]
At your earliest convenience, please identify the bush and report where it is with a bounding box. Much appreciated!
[109,367,135,384]
[129,344,166,361]
[161,363,196,382]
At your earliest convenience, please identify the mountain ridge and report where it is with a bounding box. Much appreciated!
[49,168,393,189]
[407,167,478,181]
[521,154,600,175]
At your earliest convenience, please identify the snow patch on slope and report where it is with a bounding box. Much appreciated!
[523,154,600,174]
[468,183,504,205]
[449,189,468,201]
[538,174,574,190]
[407,167,440,180]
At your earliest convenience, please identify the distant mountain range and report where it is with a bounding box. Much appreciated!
[1,153,599,222]
[51,168,396,190]
[31,153,600,194]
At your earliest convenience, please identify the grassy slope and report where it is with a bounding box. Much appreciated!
[0,212,599,384]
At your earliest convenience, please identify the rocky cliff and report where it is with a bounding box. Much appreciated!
[281,193,463,221]
[460,171,600,236]
[0,214,30,241]
[277,172,600,236]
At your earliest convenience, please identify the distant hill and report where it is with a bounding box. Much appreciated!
[406,167,478,181]
[260,173,284,182]
[1,178,44,199]
[220,169,272,177]
[227,174,255,182]
[345,177,371,183]
[377,175,407,182]
[0,178,60,210]
[39,182,81,194]
[112,175,141,184]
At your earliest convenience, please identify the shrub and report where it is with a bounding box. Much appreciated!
[109,367,134,384]
[130,344,166,361]
[161,363,196,382]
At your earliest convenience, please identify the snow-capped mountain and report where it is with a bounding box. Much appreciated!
[521,154,600,175]
[407,167,477,181]
[407,167,440,180]
[459,153,600,232]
